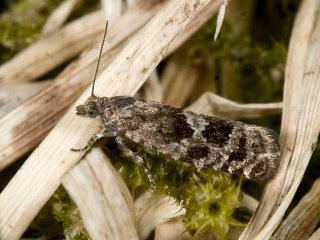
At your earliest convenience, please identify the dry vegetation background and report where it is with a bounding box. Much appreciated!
[0,0,320,239]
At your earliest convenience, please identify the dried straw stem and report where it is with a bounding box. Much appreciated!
[239,0,320,239]
[0,1,164,171]
[42,0,81,35]
[0,1,166,85]
[308,228,320,240]
[0,0,222,172]
[63,148,138,239]
[154,220,192,240]
[187,91,282,119]
[101,0,124,24]
[0,81,51,117]
[135,192,185,239]
[140,70,163,102]
[0,11,104,84]
[0,42,123,171]
[272,178,320,240]
[62,2,135,239]
[161,54,199,108]
[0,1,222,239]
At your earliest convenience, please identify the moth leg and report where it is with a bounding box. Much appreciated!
[115,136,155,187]
[71,130,113,152]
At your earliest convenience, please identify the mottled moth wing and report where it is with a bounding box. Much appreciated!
[76,96,280,181]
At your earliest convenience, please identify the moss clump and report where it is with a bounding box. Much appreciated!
[22,187,87,239]
[183,173,243,239]
[0,0,61,64]
[0,0,60,50]
[52,187,88,240]
[0,0,98,63]
[106,141,243,240]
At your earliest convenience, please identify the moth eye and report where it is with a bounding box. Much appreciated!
[87,107,98,118]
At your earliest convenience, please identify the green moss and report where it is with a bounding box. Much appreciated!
[52,187,88,240]
[182,173,243,239]
[52,189,74,228]
[106,141,243,239]
[0,0,60,51]
[0,0,98,63]
[22,186,87,239]
[0,0,61,64]
[186,18,286,104]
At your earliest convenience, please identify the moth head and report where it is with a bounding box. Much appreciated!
[75,96,103,119]
[76,21,109,119]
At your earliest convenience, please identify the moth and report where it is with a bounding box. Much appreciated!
[72,22,280,184]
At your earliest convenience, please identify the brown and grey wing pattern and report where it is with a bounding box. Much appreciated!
[108,97,280,180]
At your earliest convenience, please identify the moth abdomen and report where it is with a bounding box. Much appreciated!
[243,127,280,180]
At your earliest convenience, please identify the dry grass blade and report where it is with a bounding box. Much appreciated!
[272,178,320,240]
[0,0,222,172]
[63,148,138,240]
[101,0,124,24]
[214,0,228,41]
[0,1,165,171]
[187,91,282,119]
[139,70,163,102]
[0,43,123,171]
[0,0,164,85]
[228,227,246,240]
[308,228,320,240]
[0,10,105,84]
[135,192,185,240]
[0,81,51,117]
[241,193,258,213]
[0,0,221,171]
[154,220,192,240]
[239,1,320,239]
[42,0,81,35]
[161,54,198,108]
[0,1,218,239]
[61,1,137,239]
[167,0,222,56]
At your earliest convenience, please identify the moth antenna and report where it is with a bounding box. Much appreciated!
[91,21,109,97]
